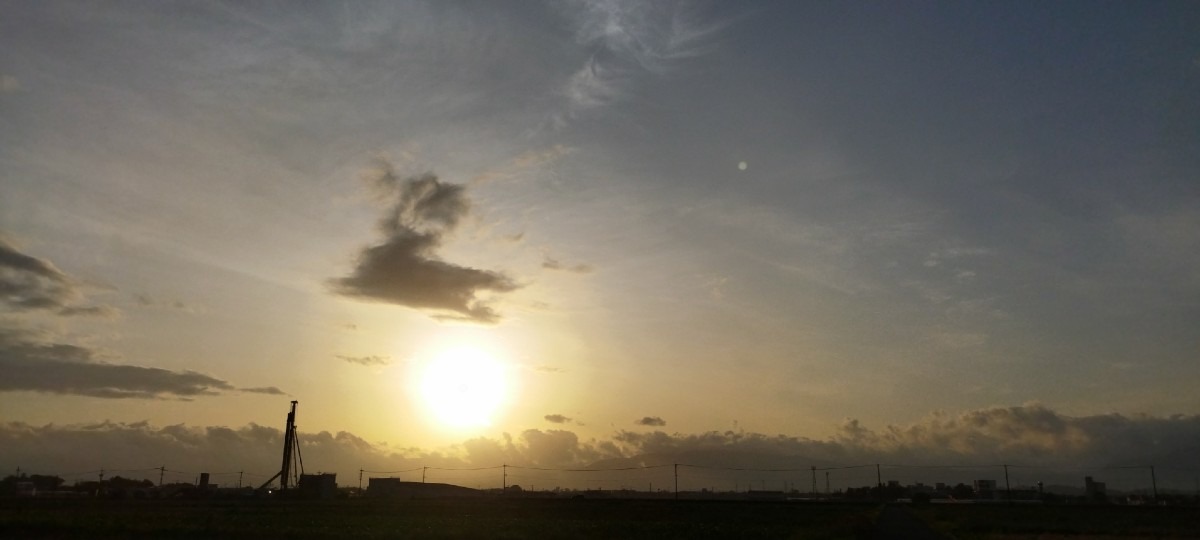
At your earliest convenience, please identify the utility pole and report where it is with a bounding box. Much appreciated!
[811,466,816,496]
[1150,466,1158,503]
[422,466,427,483]
[674,464,679,500]
[159,466,165,487]
[238,471,243,489]
[1004,464,1011,501]
[502,464,507,495]
[825,471,830,494]
[358,469,363,490]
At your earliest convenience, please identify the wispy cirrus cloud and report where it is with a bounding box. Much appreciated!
[552,0,730,125]
[329,158,519,323]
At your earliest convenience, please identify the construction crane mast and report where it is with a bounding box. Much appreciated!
[258,400,303,492]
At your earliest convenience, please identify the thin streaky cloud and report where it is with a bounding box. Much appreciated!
[337,354,390,367]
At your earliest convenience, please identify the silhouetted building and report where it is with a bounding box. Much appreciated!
[298,473,337,499]
[974,479,997,499]
[1085,476,1107,501]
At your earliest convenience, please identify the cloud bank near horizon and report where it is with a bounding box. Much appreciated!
[4,404,1197,489]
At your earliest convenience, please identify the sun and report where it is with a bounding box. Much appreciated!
[414,346,512,430]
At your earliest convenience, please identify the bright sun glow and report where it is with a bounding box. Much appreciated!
[416,346,511,430]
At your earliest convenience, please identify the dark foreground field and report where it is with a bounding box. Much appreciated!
[1,498,1197,539]
[910,503,1200,540]
[1,498,877,539]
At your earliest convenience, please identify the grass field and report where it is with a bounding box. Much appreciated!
[3,498,1198,539]
[0,498,878,539]
[909,503,1200,540]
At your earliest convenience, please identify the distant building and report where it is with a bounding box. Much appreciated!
[1084,476,1107,500]
[974,479,997,499]
[909,483,933,495]
[298,473,337,499]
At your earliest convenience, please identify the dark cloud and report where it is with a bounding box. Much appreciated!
[532,365,565,374]
[542,256,593,274]
[336,354,389,366]
[330,161,518,323]
[544,414,572,424]
[0,236,110,316]
[239,386,286,395]
[0,328,275,400]
[635,416,667,427]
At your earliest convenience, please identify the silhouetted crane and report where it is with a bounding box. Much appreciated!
[258,401,303,492]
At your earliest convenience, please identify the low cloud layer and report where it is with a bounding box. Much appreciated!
[330,160,518,323]
[0,328,277,400]
[0,236,109,316]
[4,405,1198,490]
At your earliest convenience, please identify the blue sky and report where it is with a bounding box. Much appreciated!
[1,1,1198,484]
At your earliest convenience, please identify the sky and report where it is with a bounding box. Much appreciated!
[2,1,1199,490]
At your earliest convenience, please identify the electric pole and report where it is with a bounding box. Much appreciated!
[1004,464,1011,501]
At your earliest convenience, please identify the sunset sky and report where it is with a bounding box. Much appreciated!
[2,2,1198,489]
